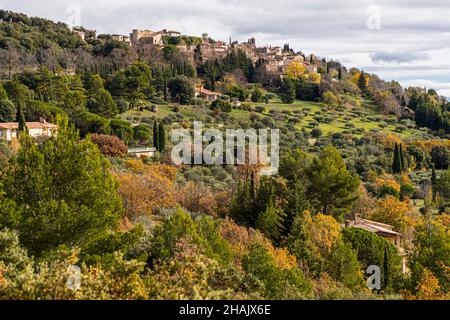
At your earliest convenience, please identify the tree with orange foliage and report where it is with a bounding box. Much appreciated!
[176,181,231,217]
[219,218,297,270]
[309,214,342,254]
[368,196,412,232]
[414,269,448,300]
[90,134,127,157]
[114,161,177,217]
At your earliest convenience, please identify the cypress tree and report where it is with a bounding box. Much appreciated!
[338,68,343,80]
[17,102,27,133]
[399,143,406,172]
[392,143,401,174]
[231,174,255,227]
[383,245,392,291]
[431,164,437,186]
[357,70,368,95]
[153,120,159,151]
[163,71,168,101]
[431,164,437,200]
[157,122,166,152]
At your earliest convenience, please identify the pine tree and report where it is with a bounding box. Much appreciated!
[16,102,27,133]
[157,122,166,152]
[338,68,343,80]
[153,120,159,151]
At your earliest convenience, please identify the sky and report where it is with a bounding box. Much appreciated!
[1,0,450,97]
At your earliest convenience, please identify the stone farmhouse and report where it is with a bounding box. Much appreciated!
[195,87,222,101]
[0,120,58,142]
[345,216,407,273]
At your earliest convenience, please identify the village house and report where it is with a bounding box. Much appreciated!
[72,27,96,42]
[111,34,132,46]
[0,120,58,142]
[195,87,222,102]
[345,216,407,273]
[160,29,181,37]
[130,29,181,46]
[130,29,163,45]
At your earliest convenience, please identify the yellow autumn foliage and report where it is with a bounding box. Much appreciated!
[285,61,306,79]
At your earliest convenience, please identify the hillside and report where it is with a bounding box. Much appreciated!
[0,9,449,301]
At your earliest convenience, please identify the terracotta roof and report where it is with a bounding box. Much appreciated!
[0,122,58,130]
[348,218,402,237]
[196,87,222,96]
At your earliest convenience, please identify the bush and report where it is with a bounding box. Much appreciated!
[254,106,266,113]
[210,99,232,113]
[311,128,323,138]
[133,124,151,143]
[109,119,134,144]
[90,134,127,157]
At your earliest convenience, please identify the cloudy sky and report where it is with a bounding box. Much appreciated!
[2,0,450,97]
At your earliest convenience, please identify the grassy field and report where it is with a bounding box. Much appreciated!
[118,97,430,140]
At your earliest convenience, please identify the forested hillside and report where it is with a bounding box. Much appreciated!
[0,9,448,300]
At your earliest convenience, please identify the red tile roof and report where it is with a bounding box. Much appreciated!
[196,87,222,96]
[0,122,57,130]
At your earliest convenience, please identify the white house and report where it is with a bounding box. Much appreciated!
[128,147,157,158]
[0,121,58,142]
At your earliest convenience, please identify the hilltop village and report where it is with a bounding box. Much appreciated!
[73,27,321,79]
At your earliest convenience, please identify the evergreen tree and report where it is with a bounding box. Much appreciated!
[338,68,343,80]
[256,198,286,243]
[230,173,256,226]
[157,122,166,153]
[304,147,360,217]
[383,245,392,291]
[392,143,402,174]
[399,143,406,172]
[279,78,295,104]
[357,70,368,95]
[1,117,123,255]
[153,120,159,151]
[282,181,310,237]
[16,102,27,133]
[163,71,168,101]
[431,164,437,186]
